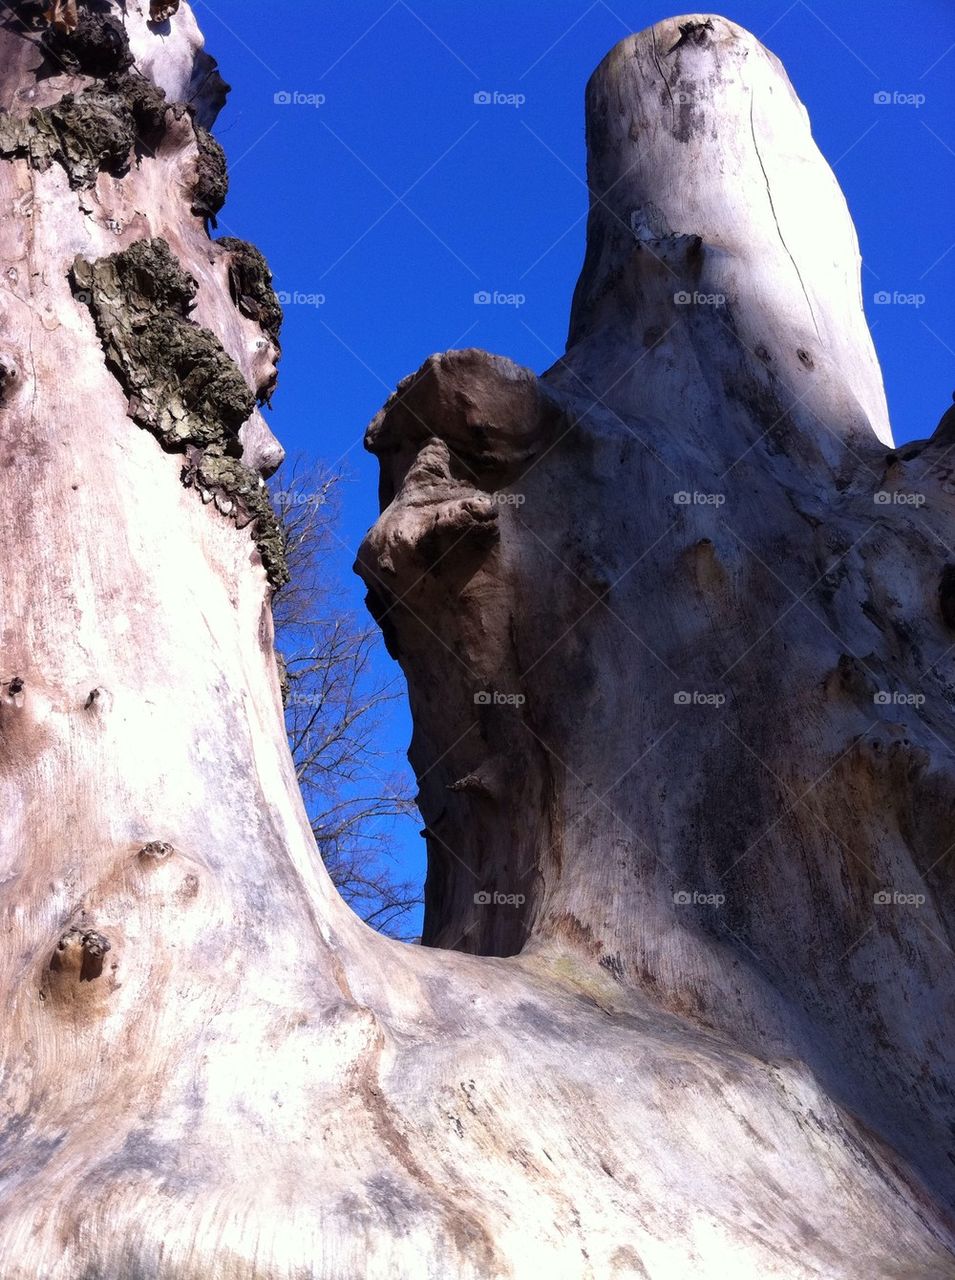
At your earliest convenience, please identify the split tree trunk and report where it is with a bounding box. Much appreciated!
[1,6,953,1278]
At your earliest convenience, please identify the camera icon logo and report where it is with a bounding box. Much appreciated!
[474,291,492,304]
[873,91,891,105]
[673,890,691,904]
[474,691,491,705]
[274,90,292,105]
[673,491,691,505]
[674,291,691,305]
[673,691,691,705]
[474,91,492,105]
[873,890,891,904]
[474,891,491,904]
[873,291,891,304]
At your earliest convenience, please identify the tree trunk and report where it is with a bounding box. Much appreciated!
[2,6,953,1278]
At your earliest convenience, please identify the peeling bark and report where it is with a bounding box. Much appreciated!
[1,6,953,1279]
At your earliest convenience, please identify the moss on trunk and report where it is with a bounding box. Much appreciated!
[72,237,288,588]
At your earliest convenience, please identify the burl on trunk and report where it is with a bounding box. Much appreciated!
[0,5,952,1278]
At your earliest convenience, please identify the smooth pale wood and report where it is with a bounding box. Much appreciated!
[562,14,893,451]
[1,7,952,1278]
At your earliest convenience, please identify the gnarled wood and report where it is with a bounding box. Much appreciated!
[1,7,952,1278]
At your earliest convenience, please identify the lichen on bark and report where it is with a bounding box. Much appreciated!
[0,7,169,183]
[40,10,133,77]
[71,237,254,447]
[71,236,288,589]
[0,68,182,186]
[216,237,283,352]
[182,448,289,589]
[0,87,136,188]
[0,5,218,211]
[191,124,228,223]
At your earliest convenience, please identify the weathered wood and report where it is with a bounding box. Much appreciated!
[1,6,952,1277]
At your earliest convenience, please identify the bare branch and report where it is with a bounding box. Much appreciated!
[270,457,422,940]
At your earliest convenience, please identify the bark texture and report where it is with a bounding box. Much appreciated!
[1,6,953,1279]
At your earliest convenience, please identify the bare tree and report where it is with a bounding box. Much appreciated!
[272,461,421,938]
[1,6,953,1278]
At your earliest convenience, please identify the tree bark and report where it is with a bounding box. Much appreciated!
[1,6,953,1278]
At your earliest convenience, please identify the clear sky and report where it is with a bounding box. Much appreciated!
[198,0,955,934]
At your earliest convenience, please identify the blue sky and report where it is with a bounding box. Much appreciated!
[199,0,955,933]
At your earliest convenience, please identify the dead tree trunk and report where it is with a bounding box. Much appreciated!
[1,6,953,1278]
